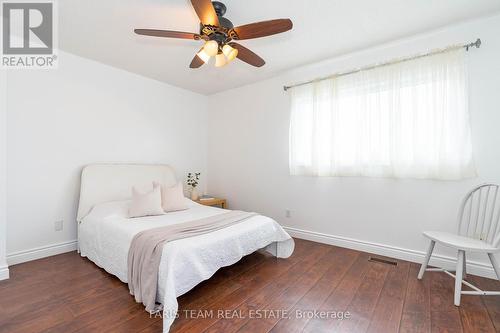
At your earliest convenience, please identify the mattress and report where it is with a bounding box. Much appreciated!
[78,199,294,332]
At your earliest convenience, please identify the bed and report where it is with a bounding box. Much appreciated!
[76,164,294,332]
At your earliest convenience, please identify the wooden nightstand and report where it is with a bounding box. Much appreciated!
[195,198,226,209]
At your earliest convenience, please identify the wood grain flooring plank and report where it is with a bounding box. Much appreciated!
[429,270,463,333]
[399,263,431,333]
[236,246,348,333]
[302,252,373,333]
[269,247,359,333]
[332,259,391,333]
[367,259,410,333]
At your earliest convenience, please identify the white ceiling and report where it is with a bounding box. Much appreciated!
[59,0,500,95]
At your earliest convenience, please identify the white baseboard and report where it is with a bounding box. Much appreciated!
[0,265,9,280]
[2,230,497,279]
[284,226,497,279]
[7,240,78,266]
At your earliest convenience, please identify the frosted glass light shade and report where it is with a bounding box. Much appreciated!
[196,49,210,63]
[203,40,219,57]
[222,44,238,62]
[215,53,227,67]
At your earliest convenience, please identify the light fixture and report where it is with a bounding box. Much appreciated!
[215,53,227,67]
[222,44,238,62]
[203,40,219,57]
[196,49,210,63]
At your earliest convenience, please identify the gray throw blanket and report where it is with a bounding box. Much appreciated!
[127,210,257,312]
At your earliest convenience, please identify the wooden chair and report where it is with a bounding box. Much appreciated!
[418,183,500,306]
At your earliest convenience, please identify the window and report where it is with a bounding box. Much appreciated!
[289,49,475,180]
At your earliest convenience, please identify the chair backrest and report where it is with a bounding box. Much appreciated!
[457,183,500,247]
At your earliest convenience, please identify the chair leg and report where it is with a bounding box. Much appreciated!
[488,253,500,280]
[454,250,465,306]
[463,252,467,279]
[418,240,435,280]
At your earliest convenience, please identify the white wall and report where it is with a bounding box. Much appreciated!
[5,51,208,264]
[207,14,500,278]
[0,70,8,280]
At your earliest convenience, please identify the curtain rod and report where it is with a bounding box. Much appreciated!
[283,38,481,92]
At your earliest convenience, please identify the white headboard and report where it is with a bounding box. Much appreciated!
[77,163,177,222]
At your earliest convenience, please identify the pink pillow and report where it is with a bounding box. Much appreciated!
[128,183,164,218]
[154,182,188,212]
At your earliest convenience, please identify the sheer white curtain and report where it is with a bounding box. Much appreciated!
[289,49,476,180]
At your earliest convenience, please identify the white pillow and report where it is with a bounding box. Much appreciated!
[128,183,164,218]
[155,182,188,212]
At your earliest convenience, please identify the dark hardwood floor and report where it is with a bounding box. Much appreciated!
[1,238,500,332]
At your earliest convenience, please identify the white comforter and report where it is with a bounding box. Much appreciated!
[78,199,294,332]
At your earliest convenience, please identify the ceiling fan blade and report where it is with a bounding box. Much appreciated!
[189,48,206,68]
[190,0,219,26]
[232,19,292,40]
[229,42,265,67]
[134,29,201,40]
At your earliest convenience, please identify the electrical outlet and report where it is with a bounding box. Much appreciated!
[54,220,63,231]
[285,209,291,218]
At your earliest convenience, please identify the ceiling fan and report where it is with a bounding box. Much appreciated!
[134,0,293,68]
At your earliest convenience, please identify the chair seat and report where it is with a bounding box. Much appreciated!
[423,231,500,253]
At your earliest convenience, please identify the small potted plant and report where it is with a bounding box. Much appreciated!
[187,172,201,200]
